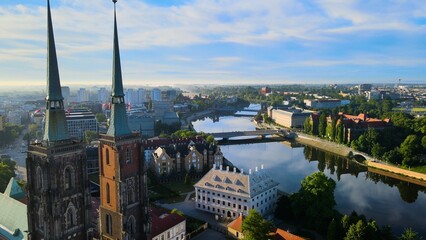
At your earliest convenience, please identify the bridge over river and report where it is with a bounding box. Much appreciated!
[209,129,293,140]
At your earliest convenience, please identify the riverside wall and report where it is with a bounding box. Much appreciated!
[295,132,426,183]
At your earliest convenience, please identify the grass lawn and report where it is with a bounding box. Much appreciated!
[410,165,426,174]
[162,181,195,194]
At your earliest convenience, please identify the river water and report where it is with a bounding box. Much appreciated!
[192,112,426,236]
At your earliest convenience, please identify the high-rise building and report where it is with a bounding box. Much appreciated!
[26,1,89,239]
[66,109,98,140]
[151,88,161,101]
[137,88,147,104]
[98,87,110,103]
[61,86,70,106]
[98,1,151,239]
[77,88,89,102]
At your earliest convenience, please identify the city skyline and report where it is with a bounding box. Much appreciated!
[1,0,426,88]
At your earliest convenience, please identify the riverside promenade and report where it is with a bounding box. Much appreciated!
[295,132,426,183]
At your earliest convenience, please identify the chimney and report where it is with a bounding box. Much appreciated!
[233,167,236,173]
[213,163,216,169]
[241,169,244,175]
[226,166,229,172]
[220,164,223,170]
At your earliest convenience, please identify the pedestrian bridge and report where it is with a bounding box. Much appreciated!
[209,129,290,140]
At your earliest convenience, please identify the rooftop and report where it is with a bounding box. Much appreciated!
[194,165,279,198]
[151,207,185,238]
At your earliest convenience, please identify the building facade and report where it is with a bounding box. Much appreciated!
[268,107,313,128]
[151,140,223,177]
[151,208,186,240]
[194,165,279,218]
[98,2,151,239]
[66,109,98,140]
[26,1,89,239]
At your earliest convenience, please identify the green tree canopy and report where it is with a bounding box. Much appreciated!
[399,135,421,166]
[0,157,16,192]
[399,228,422,240]
[291,172,336,233]
[242,209,274,240]
[95,113,107,123]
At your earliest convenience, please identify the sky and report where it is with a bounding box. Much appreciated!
[0,0,425,89]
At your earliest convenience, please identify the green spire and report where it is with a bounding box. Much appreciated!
[112,0,124,98]
[107,0,131,136]
[46,0,63,101]
[43,0,69,143]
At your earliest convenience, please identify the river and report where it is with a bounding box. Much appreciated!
[192,111,426,236]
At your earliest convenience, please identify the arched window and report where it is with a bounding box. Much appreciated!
[127,178,135,204]
[128,215,136,237]
[106,148,110,165]
[65,204,77,229]
[38,206,44,229]
[106,183,111,204]
[64,166,75,190]
[106,214,113,235]
[36,166,44,190]
[126,148,131,164]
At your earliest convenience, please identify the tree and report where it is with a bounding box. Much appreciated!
[327,218,339,240]
[184,173,191,185]
[291,172,336,233]
[171,208,184,217]
[399,135,421,166]
[304,117,313,134]
[318,113,327,137]
[399,228,421,240]
[345,220,366,240]
[95,113,107,123]
[0,157,16,192]
[422,135,426,150]
[84,130,98,144]
[242,209,274,240]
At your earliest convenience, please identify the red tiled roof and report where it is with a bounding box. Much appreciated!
[273,228,306,240]
[227,215,243,232]
[151,207,186,237]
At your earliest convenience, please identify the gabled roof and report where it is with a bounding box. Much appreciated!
[227,214,243,232]
[151,208,185,238]
[272,228,306,240]
[0,193,27,240]
[3,178,25,201]
[194,166,278,198]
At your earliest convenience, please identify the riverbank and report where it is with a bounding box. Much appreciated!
[294,132,426,183]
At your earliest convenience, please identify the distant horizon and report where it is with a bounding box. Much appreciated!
[0,82,425,94]
[1,0,425,87]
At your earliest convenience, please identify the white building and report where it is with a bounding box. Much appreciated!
[151,207,186,240]
[194,164,279,218]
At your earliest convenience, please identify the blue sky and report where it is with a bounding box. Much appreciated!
[0,0,425,88]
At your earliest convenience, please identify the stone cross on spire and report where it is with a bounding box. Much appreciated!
[107,0,132,136]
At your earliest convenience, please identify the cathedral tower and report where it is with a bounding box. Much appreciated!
[98,1,151,239]
[26,1,89,239]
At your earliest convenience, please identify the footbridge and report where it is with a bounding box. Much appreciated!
[210,129,291,140]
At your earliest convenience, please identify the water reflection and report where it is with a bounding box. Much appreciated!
[193,115,426,236]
